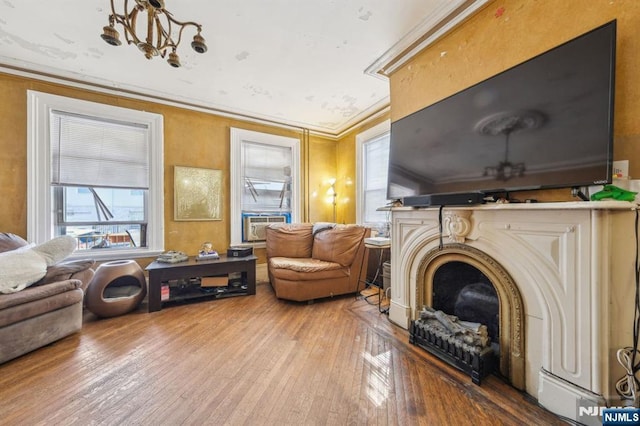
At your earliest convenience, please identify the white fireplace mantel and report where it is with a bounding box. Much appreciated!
[389,201,638,422]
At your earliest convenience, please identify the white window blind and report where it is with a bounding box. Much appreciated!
[50,111,150,189]
[363,133,390,223]
[242,141,292,183]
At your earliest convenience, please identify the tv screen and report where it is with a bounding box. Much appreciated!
[387,20,616,203]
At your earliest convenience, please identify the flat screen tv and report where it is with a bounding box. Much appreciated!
[387,20,616,205]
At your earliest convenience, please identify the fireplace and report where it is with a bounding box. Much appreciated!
[388,202,638,422]
[411,243,525,389]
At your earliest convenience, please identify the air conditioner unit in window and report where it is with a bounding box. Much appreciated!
[243,215,288,242]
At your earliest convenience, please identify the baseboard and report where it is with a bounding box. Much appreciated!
[538,368,607,425]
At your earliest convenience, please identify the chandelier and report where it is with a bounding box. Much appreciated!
[100,0,207,68]
[476,110,545,181]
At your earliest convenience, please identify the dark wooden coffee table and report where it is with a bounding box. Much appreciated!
[145,254,257,312]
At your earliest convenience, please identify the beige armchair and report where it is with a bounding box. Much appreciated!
[265,223,370,302]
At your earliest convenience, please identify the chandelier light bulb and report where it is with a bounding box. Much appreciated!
[167,51,181,68]
[101,25,122,46]
[191,32,208,54]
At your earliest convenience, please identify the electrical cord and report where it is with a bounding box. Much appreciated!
[438,205,444,250]
[615,208,640,405]
[616,347,640,403]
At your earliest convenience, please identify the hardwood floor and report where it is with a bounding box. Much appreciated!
[0,282,565,425]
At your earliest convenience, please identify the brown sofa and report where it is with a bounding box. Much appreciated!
[0,233,94,364]
[265,223,370,302]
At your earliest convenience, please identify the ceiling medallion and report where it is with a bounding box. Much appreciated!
[100,0,207,68]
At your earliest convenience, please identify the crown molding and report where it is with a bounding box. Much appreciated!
[334,104,391,140]
[365,0,490,78]
[0,60,379,139]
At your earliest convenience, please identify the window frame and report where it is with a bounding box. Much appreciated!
[356,120,391,226]
[27,91,164,260]
[230,128,300,246]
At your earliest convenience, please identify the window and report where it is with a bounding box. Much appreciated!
[28,91,164,260]
[230,128,300,245]
[356,120,391,228]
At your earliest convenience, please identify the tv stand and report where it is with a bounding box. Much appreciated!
[145,255,257,312]
[571,187,590,201]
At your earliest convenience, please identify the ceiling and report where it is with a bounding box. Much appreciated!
[0,0,487,136]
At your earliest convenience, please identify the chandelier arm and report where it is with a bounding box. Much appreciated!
[126,7,140,45]
[107,0,120,21]
[161,10,202,46]
[152,8,202,50]
[159,14,202,48]
[175,22,202,49]
[123,0,136,44]
[119,3,142,46]
[154,15,174,56]
[162,8,202,29]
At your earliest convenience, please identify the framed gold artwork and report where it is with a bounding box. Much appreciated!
[174,166,223,221]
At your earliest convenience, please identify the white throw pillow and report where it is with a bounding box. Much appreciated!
[32,235,76,266]
[0,236,76,294]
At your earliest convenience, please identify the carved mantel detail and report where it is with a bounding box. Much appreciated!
[442,210,473,243]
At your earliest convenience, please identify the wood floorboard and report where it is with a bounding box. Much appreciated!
[0,282,566,425]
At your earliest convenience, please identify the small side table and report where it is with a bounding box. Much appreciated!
[360,240,391,314]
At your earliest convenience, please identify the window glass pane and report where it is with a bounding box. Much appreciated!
[55,186,147,250]
[61,186,145,223]
[59,224,144,250]
[365,138,389,191]
[242,142,293,212]
[364,188,390,223]
[363,133,390,223]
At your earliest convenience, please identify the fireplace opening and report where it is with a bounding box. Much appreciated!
[412,244,526,389]
[432,261,500,356]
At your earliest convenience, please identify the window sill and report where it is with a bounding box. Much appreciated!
[68,248,164,262]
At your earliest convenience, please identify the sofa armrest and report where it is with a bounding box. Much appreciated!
[0,279,82,310]
[36,259,95,287]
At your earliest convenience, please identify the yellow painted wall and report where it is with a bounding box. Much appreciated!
[390,0,640,201]
[0,72,337,265]
[307,135,338,224]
